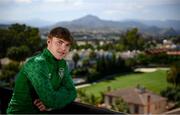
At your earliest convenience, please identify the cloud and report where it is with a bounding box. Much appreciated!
[0,0,179,22]
[15,0,32,3]
[42,0,83,5]
[43,0,67,3]
[0,0,32,4]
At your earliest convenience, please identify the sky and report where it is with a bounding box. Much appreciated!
[0,0,180,25]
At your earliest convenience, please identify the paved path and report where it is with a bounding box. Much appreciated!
[134,67,169,73]
[76,84,91,89]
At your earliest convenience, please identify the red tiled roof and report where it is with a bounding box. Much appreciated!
[145,48,180,55]
[105,87,167,106]
[145,48,168,54]
[167,51,180,55]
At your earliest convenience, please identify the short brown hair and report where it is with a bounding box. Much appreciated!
[48,27,74,45]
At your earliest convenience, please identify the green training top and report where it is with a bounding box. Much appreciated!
[7,48,77,114]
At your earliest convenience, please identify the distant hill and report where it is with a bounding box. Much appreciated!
[140,20,180,31]
[40,15,180,37]
[1,15,180,37]
[0,24,10,29]
[21,19,54,28]
[48,15,147,32]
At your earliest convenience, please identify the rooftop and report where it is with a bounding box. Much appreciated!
[105,87,166,106]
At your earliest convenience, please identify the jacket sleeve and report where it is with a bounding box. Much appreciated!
[61,64,77,103]
[24,61,77,109]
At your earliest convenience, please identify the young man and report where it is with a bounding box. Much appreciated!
[7,27,77,113]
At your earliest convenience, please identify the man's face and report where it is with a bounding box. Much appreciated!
[47,37,71,60]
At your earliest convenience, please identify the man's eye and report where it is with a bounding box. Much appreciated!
[66,44,70,47]
[58,41,63,44]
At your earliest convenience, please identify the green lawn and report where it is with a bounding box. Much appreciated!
[78,70,170,97]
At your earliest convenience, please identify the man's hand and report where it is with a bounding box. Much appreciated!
[34,99,48,111]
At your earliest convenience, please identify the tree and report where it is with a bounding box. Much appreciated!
[161,87,180,107]
[77,90,102,106]
[89,51,97,60]
[96,56,106,74]
[7,45,31,61]
[0,23,41,59]
[8,24,41,52]
[0,29,11,58]
[89,94,101,105]
[119,28,145,51]
[125,58,136,69]
[111,97,129,113]
[160,61,180,107]
[136,53,150,66]
[87,68,100,82]
[172,35,180,44]
[72,53,80,68]
[114,44,125,51]
[0,61,20,82]
[167,61,180,88]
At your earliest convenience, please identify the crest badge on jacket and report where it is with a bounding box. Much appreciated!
[58,68,64,79]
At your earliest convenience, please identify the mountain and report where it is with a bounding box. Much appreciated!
[49,15,147,32]
[140,20,180,31]
[1,15,180,37]
[43,15,180,37]
[21,19,54,27]
[0,24,10,29]
[0,19,54,28]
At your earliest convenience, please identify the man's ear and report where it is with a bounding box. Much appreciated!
[47,39,50,44]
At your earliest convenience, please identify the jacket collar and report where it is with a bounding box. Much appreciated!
[43,48,59,63]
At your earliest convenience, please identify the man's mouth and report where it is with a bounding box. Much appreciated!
[57,51,65,55]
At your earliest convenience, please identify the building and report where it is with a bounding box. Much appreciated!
[104,87,168,114]
[76,38,115,47]
[145,39,180,56]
